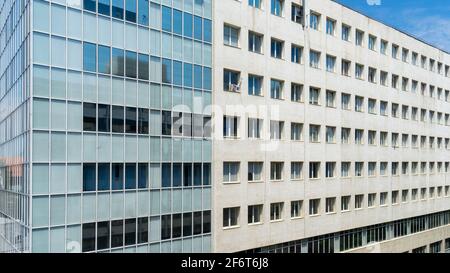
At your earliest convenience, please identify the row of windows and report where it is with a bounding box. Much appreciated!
[243,211,450,253]
[223,49,450,102]
[224,188,450,228]
[223,161,450,183]
[82,162,211,191]
[225,117,450,149]
[242,0,450,78]
[223,80,450,126]
[82,103,212,137]
[80,0,212,41]
[81,210,211,252]
[79,42,212,89]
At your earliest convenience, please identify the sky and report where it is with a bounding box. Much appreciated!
[335,0,450,52]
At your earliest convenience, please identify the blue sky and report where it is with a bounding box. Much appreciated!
[335,0,450,52]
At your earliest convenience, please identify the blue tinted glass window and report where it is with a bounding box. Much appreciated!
[112,106,124,133]
[162,163,171,187]
[112,163,124,190]
[126,107,137,133]
[194,16,202,40]
[138,108,149,134]
[83,102,97,131]
[98,0,110,16]
[98,104,111,132]
[183,13,193,37]
[194,65,202,89]
[138,0,149,25]
[183,63,193,87]
[98,45,111,74]
[125,163,136,189]
[83,42,97,72]
[138,163,148,188]
[112,48,124,76]
[173,9,182,35]
[83,164,96,191]
[194,163,202,186]
[173,61,182,86]
[84,0,96,12]
[162,58,172,84]
[112,0,124,19]
[125,51,137,78]
[173,163,182,187]
[203,163,211,185]
[138,53,149,80]
[203,67,211,90]
[162,6,172,32]
[125,0,137,22]
[183,163,192,186]
[204,19,212,43]
[98,163,110,190]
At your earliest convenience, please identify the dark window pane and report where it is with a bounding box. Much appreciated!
[138,108,149,134]
[183,12,193,37]
[126,107,137,133]
[112,48,125,76]
[173,9,182,35]
[83,163,96,191]
[194,65,202,89]
[161,215,171,240]
[125,163,136,189]
[98,104,111,132]
[173,163,182,187]
[112,163,124,190]
[194,163,202,186]
[162,110,172,135]
[98,45,111,74]
[203,163,211,185]
[137,217,148,243]
[83,103,96,131]
[138,54,149,80]
[125,218,136,245]
[183,63,193,87]
[97,221,110,250]
[162,58,172,84]
[83,0,96,12]
[125,51,137,78]
[172,213,182,238]
[183,213,192,236]
[112,106,124,133]
[112,0,124,19]
[183,163,192,186]
[111,220,124,248]
[194,16,202,40]
[82,223,96,252]
[193,211,202,235]
[138,0,149,25]
[98,163,110,191]
[204,19,212,42]
[138,163,148,189]
[183,113,192,137]
[203,67,212,90]
[83,42,96,72]
[173,61,182,86]
[162,6,172,32]
[98,0,110,16]
[162,163,171,188]
[203,211,211,233]
[125,0,137,22]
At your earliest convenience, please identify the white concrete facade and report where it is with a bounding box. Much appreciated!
[212,0,450,252]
